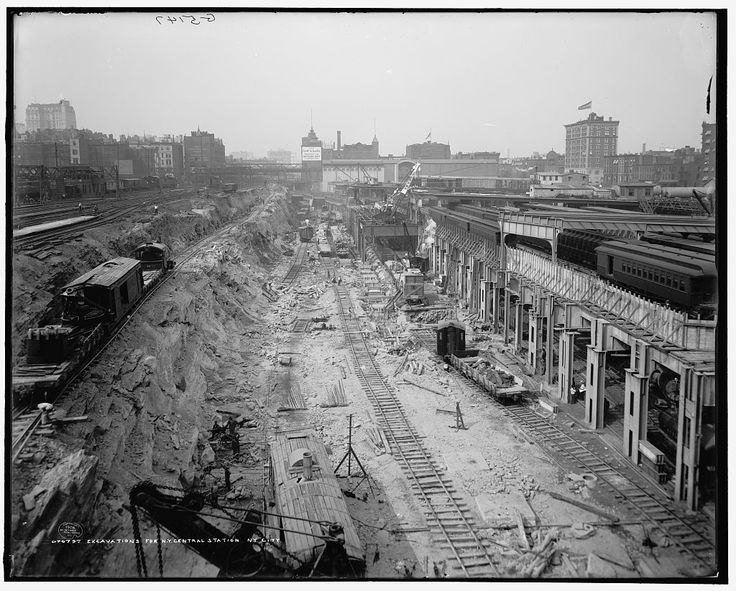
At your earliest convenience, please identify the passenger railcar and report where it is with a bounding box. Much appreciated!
[595,241,717,312]
[267,429,364,576]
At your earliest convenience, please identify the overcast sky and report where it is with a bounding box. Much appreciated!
[13,10,717,158]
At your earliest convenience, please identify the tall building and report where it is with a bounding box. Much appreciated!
[301,127,323,190]
[564,112,618,184]
[406,141,451,160]
[701,122,716,183]
[184,129,226,172]
[26,100,77,132]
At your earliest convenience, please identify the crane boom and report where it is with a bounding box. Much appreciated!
[388,162,421,216]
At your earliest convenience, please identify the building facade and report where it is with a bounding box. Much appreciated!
[406,141,451,160]
[267,149,292,163]
[701,122,716,184]
[564,112,619,184]
[603,152,675,187]
[184,129,226,172]
[301,127,323,191]
[26,100,77,132]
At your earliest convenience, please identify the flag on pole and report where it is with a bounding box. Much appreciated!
[425,130,432,142]
[578,101,592,110]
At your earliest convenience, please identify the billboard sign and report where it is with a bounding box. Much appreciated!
[301,146,322,162]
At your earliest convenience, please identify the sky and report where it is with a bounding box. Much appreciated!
[12,10,717,158]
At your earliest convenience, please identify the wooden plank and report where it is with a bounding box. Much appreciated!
[548,492,620,522]
[515,509,531,550]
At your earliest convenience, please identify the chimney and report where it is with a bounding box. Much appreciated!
[337,130,341,152]
[302,451,313,480]
[642,143,646,153]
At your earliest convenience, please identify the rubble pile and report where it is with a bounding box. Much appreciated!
[467,357,518,389]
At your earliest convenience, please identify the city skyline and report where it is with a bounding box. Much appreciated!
[13,11,716,157]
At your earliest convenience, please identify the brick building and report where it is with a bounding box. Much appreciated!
[184,129,226,172]
[565,112,619,184]
[26,100,77,132]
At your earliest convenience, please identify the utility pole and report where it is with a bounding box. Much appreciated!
[116,142,120,199]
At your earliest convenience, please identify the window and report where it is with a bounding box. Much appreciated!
[666,276,672,287]
[679,279,686,291]
[629,391,635,415]
[684,416,691,448]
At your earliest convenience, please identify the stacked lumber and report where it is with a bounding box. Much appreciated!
[322,381,347,407]
[638,440,669,484]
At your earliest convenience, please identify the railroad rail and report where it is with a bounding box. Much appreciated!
[439,350,716,573]
[330,277,499,577]
[11,192,277,462]
[281,242,308,288]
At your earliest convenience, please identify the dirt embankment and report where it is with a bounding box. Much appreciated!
[11,187,298,576]
[11,190,284,360]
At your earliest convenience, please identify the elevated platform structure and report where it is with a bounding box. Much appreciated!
[425,205,718,511]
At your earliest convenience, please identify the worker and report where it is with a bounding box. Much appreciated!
[154,204,159,215]
[37,402,54,426]
[78,202,83,214]
[226,416,238,437]
[223,466,231,491]
[93,204,99,214]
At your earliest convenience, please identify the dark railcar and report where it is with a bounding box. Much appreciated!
[595,241,717,311]
[298,226,315,242]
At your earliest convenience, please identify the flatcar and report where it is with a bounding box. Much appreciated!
[13,243,174,406]
[595,240,717,313]
[267,429,365,576]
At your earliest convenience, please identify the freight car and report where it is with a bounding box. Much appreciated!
[266,429,365,576]
[299,225,315,243]
[400,269,426,305]
[595,240,717,314]
[12,243,174,406]
[318,243,332,257]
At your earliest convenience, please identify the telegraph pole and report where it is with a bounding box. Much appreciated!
[116,142,120,199]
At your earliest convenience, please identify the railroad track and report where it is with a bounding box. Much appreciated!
[12,189,201,250]
[11,193,276,462]
[503,404,714,571]
[281,242,307,287]
[331,281,499,577]
[440,357,716,572]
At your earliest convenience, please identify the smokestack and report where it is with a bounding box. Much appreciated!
[302,451,313,480]
[337,130,341,152]
[642,143,646,153]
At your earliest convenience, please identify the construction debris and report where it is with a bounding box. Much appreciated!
[323,381,348,407]
[548,492,620,523]
[506,528,559,577]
